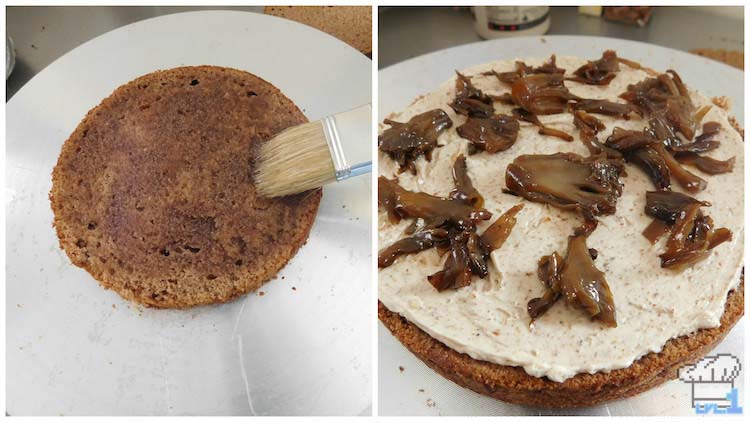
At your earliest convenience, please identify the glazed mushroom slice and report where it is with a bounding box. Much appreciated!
[485,55,565,85]
[378,228,449,268]
[652,143,707,193]
[379,109,453,174]
[620,70,697,139]
[643,190,732,270]
[627,146,672,190]
[512,108,573,142]
[450,71,494,117]
[505,153,625,217]
[674,152,735,175]
[428,204,525,291]
[570,99,637,118]
[378,176,491,231]
[567,50,620,86]
[480,203,524,250]
[605,127,658,152]
[671,121,722,153]
[573,111,622,158]
[457,114,520,154]
[450,154,484,208]
[511,73,580,115]
[378,159,524,290]
[428,231,474,291]
[528,223,617,327]
[604,127,707,193]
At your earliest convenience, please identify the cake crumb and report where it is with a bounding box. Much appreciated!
[292,286,297,291]
[258,291,265,296]
[418,388,425,393]
[399,366,405,372]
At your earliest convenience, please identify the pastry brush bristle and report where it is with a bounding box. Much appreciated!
[254,120,336,197]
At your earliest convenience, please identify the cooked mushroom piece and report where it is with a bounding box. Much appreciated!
[480,204,524,250]
[567,50,620,85]
[378,229,449,268]
[644,191,732,270]
[559,231,617,326]
[466,232,489,277]
[652,143,707,193]
[620,70,697,139]
[573,111,622,158]
[512,108,573,142]
[644,190,709,223]
[450,154,484,208]
[505,153,624,216]
[528,228,616,327]
[450,71,494,117]
[379,109,453,174]
[457,114,520,154]
[674,152,735,175]
[511,73,580,115]
[605,127,657,152]
[528,252,563,320]
[428,231,474,291]
[570,99,636,118]
[627,146,672,190]
[378,176,491,231]
[485,55,565,85]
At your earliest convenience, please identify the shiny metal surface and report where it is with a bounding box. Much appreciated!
[6,6,262,100]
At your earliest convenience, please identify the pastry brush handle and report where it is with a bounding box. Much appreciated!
[322,103,372,181]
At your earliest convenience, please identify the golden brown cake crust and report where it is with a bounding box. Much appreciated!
[379,280,743,408]
[51,66,321,308]
[264,6,372,55]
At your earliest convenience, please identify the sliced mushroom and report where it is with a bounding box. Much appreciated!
[674,152,735,175]
[379,109,453,174]
[485,55,565,85]
[567,50,620,86]
[450,154,484,208]
[511,73,580,115]
[644,191,732,270]
[605,127,657,152]
[450,71,494,117]
[620,70,697,139]
[505,153,624,217]
[480,204,524,250]
[457,114,520,154]
[652,143,707,193]
[573,111,622,158]
[428,231,474,291]
[378,176,491,231]
[570,99,636,118]
[528,227,616,327]
[627,146,672,190]
[512,108,573,142]
[378,228,449,268]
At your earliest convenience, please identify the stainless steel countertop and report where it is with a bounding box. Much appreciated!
[378,6,744,68]
[6,6,262,100]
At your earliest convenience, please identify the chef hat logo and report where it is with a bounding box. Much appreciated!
[679,354,742,383]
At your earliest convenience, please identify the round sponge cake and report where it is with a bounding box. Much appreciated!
[51,66,322,308]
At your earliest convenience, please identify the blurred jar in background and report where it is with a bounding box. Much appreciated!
[472,6,550,39]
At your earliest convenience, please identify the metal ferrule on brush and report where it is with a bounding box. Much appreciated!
[321,104,372,181]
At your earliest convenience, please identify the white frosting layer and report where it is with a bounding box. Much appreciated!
[378,56,744,382]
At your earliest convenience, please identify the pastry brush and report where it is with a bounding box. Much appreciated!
[254,104,372,197]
